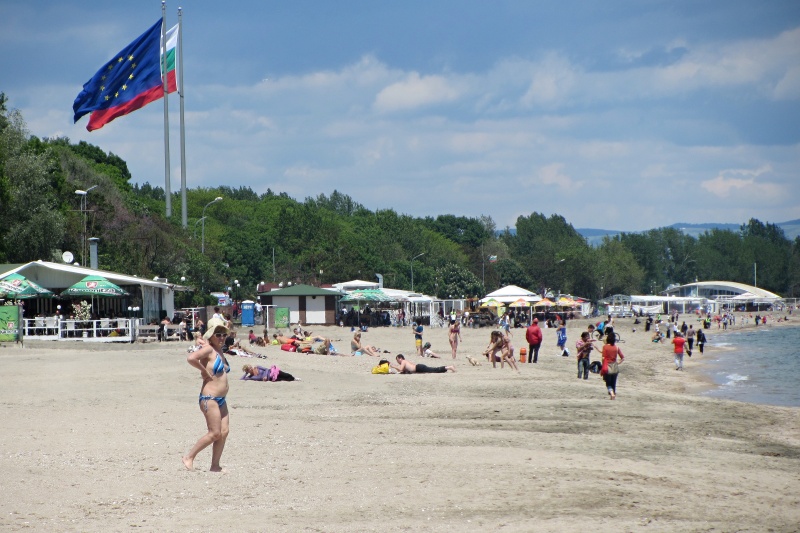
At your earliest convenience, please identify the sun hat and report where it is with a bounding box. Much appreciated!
[203,317,230,340]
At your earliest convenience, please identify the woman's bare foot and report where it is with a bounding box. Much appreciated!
[182,456,194,471]
[209,466,228,473]
[610,391,616,400]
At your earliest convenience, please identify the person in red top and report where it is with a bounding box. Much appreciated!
[672,331,687,371]
[600,335,625,400]
[525,318,543,363]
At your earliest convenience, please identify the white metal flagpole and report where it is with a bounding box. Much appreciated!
[161,0,173,218]
[178,6,187,228]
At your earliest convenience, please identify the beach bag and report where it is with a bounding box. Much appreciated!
[371,362,390,374]
[268,365,280,381]
[607,361,619,375]
[281,343,297,352]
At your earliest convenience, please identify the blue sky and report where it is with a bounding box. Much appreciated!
[2,0,799,232]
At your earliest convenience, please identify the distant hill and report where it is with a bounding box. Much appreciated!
[576,220,800,246]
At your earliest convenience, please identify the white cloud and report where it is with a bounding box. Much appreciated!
[520,53,579,108]
[374,72,461,112]
[701,165,783,199]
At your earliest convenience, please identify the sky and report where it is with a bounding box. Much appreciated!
[2,0,799,232]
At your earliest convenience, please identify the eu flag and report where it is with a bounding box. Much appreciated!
[73,20,166,131]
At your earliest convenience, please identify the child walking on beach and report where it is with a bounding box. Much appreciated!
[575,331,595,380]
[556,321,568,356]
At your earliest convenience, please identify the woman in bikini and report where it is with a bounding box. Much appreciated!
[182,317,231,472]
[351,332,380,356]
[500,329,520,372]
[448,318,462,359]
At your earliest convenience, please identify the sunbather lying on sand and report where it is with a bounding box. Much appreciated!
[390,354,455,374]
[241,364,297,382]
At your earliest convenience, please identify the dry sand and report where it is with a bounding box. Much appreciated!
[1,317,799,532]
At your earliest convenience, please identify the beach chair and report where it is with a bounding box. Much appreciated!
[45,316,57,336]
[65,320,76,338]
[136,325,160,342]
[100,318,110,337]
[35,317,45,335]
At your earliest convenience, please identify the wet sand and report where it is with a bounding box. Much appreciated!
[1,317,798,532]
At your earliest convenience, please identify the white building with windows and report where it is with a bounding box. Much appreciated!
[661,281,782,310]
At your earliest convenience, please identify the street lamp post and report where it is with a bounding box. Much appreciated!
[410,252,425,292]
[201,197,223,254]
[193,216,206,239]
[75,185,97,266]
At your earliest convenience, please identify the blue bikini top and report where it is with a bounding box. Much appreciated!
[212,352,230,376]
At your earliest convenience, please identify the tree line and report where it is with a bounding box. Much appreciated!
[2,94,799,305]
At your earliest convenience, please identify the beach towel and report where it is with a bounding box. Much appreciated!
[280,343,297,352]
[268,365,280,381]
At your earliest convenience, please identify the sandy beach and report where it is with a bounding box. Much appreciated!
[1,317,799,532]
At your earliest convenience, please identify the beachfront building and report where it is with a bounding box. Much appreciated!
[257,284,343,326]
[662,281,783,311]
[0,260,181,320]
[0,260,185,341]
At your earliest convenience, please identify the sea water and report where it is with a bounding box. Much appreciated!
[701,325,800,407]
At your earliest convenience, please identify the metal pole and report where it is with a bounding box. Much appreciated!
[411,253,424,292]
[82,193,86,265]
[161,1,172,218]
[201,197,222,254]
[178,7,188,228]
[193,216,205,239]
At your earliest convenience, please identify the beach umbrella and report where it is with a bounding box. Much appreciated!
[510,298,531,307]
[59,275,129,298]
[535,298,554,307]
[0,273,54,299]
[557,297,577,308]
[339,289,394,303]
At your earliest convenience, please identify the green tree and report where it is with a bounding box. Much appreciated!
[434,262,483,300]
[504,212,591,294]
[594,238,645,298]
[0,107,66,262]
[494,258,532,289]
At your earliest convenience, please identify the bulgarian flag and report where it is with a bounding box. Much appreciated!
[162,23,179,94]
[73,20,179,131]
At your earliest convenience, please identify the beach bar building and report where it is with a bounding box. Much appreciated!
[0,260,183,341]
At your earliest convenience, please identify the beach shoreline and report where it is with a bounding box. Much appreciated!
[2,316,798,532]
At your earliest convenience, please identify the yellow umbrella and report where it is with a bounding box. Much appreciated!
[511,298,530,307]
[535,298,554,307]
[557,297,577,307]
